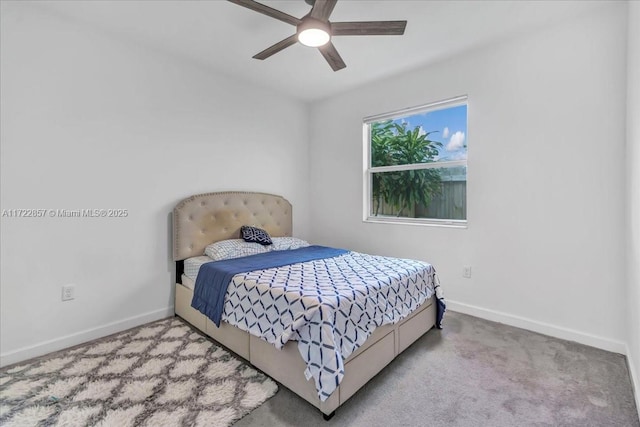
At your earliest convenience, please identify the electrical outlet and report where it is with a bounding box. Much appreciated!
[62,284,75,301]
[463,266,472,278]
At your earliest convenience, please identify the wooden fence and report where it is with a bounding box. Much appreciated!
[373,181,466,220]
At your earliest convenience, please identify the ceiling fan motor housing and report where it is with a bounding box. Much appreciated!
[297,17,331,42]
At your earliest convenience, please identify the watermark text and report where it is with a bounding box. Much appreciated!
[2,209,129,218]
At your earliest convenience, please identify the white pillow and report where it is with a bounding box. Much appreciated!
[271,237,310,251]
[204,239,270,261]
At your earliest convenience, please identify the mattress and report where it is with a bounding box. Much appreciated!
[198,249,440,401]
[183,255,212,283]
[181,274,195,291]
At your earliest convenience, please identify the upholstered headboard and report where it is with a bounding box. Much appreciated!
[172,191,292,261]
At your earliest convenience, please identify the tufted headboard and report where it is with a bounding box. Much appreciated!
[172,191,292,261]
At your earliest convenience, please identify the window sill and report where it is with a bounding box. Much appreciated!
[364,216,468,229]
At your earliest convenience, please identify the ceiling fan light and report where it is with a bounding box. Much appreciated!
[297,18,331,47]
[298,28,330,47]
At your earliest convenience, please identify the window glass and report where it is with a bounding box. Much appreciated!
[365,97,467,225]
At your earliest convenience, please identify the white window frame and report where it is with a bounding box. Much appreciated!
[363,95,468,228]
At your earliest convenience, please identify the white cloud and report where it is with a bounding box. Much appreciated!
[418,127,426,136]
[450,151,467,160]
[442,127,450,138]
[446,131,465,151]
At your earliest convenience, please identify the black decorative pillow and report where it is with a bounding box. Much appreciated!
[240,225,273,246]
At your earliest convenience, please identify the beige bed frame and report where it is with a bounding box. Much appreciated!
[172,191,436,417]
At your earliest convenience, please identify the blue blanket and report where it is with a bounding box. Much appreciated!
[191,245,348,327]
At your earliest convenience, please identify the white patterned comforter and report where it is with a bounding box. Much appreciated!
[219,251,439,401]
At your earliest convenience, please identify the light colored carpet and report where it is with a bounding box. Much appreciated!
[0,317,277,427]
[233,311,640,427]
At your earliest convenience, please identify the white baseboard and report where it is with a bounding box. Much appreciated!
[446,300,627,354]
[0,306,174,367]
[626,344,640,421]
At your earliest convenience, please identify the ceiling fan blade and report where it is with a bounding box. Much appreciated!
[310,0,338,21]
[228,0,301,26]
[253,34,298,60]
[318,42,346,71]
[331,21,407,36]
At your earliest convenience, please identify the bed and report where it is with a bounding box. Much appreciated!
[172,191,443,418]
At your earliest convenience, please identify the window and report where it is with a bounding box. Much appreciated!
[363,96,468,226]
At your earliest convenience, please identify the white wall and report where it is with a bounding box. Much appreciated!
[0,2,310,365]
[1,0,635,386]
[626,0,640,414]
[309,4,628,352]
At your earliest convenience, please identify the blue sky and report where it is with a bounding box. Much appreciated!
[393,104,468,161]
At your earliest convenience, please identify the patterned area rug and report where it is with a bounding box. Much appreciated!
[0,317,278,426]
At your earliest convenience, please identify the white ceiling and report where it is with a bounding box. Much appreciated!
[33,0,608,102]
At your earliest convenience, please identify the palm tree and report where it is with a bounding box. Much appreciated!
[371,121,395,215]
[371,121,443,217]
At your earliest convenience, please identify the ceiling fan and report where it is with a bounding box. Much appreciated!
[227,0,407,71]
